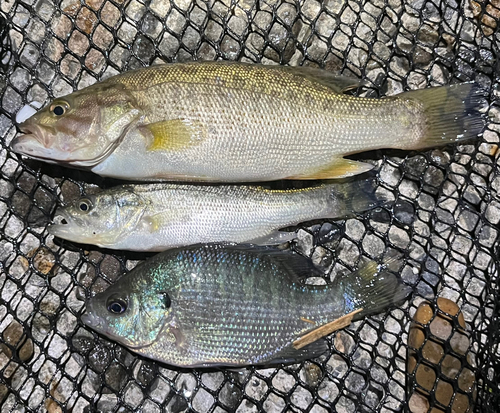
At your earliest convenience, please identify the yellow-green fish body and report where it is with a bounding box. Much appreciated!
[12,62,484,181]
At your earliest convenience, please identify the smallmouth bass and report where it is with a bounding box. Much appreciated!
[11,62,484,182]
[49,179,385,251]
[82,244,411,368]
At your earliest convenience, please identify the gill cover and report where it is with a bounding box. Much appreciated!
[84,287,172,350]
[11,82,141,167]
[49,187,147,247]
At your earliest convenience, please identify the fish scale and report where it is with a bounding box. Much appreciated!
[49,180,383,251]
[12,62,483,182]
[82,244,410,367]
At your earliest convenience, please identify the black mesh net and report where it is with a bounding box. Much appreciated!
[0,0,499,412]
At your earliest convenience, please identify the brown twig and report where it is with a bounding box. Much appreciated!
[293,308,363,350]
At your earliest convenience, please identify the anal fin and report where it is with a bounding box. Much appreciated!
[258,340,328,366]
[247,231,297,246]
[289,158,374,180]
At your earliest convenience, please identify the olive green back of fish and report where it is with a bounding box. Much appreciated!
[114,62,348,102]
[13,62,484,181]
[90,63,483,181]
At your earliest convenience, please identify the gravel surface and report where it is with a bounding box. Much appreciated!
[0,0,499,411]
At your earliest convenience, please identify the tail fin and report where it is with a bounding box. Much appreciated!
[403,82,486,149]
[325,178,390,218]
[337,258,412,318]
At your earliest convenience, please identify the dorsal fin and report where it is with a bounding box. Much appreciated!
[211,243,324,280]
[272,66,362,93]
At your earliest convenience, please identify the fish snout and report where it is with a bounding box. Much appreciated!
[47,209,78,239]
[10,135,39,155]
[11,123,49,155]
[81,308,103,329]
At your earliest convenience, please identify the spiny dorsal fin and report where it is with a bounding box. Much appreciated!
[273,66,362,93]
[209,244,324,280]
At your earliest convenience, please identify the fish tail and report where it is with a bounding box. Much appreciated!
[401,82,486,149]
[338,258,412,318]
[325,178,390,218]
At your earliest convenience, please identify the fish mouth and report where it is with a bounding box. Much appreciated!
[81,308,103,329]
[48,213,112,247]
[81,305,134,347]
[48,210,77,240]
[11,124,55,158]
[47,221,73,240]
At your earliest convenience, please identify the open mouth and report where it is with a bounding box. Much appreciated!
[47,223,71,239]
[10,135,44,155]
[48,210,74,239]
[19,124,41,138]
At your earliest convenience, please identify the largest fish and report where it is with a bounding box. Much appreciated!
[82,244,411,368]
[12,62,484,182]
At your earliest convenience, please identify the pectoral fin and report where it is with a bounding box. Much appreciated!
[169,322,188,351]
[140,211,190,233]
[288,158,374,180]
[142,119,206,151]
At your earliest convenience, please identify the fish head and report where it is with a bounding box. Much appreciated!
[82,280,172,349]
[49,188,146,247]
[11,83,140,167]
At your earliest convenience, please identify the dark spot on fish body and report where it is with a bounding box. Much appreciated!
[160,292,171,309]
[214,75,225,87]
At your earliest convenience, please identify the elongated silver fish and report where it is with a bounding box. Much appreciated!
[82,244,411,368]
[11,62,484,182]
[48,179,385,251]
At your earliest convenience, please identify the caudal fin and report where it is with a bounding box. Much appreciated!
[326,178,390,218]
[336,258,412,318]
[403,82,485,149]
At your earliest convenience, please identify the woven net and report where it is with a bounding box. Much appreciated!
[0,0,499,412]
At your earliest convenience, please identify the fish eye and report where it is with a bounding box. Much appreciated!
[107,296,128,314]
[78,198,92,213]
[50,101,69,116]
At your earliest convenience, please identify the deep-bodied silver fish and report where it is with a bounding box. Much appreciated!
[11,62,484,182]
[82,244,411,368]
[48,179,385,251]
